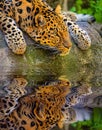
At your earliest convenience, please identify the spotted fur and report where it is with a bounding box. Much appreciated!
[0,0,72,55]
[0,78,28,119]
[0,78,101,130]
[54,5,91,50]
[0,0,92,56]
[0,79,71,130]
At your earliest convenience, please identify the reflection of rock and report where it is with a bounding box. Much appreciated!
[73,107,92,121]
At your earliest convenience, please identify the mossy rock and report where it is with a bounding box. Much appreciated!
[0,22,102,87]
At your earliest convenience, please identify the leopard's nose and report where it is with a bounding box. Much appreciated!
[63,39,72,49]
[60,31,72,49]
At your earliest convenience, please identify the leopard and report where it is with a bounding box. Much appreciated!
[0,0,91,56]
[0,0,72,55]
[0,78,99,130]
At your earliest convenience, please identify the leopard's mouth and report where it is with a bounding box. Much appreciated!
[58,31,72,54]
[63,39,72,49]
[59,38,72,55]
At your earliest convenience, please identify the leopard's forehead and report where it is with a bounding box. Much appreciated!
[28,0,68,33]
[33,4,67,30]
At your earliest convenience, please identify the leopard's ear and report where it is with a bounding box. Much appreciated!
[34,101,46,121]
[35,14,46,27]
[54,4,62,14]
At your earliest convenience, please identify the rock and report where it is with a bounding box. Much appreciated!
[0,22,102,87]
[69,22,102,87]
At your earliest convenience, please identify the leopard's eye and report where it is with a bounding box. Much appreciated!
[35,14,46,27]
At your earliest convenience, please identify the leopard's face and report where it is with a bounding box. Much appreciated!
[28,5,72,55]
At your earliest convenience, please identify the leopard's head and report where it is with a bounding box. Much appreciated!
[28,1,72,55]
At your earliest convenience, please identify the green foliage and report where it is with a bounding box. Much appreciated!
[70,0,102,22]
[71,108,102,130]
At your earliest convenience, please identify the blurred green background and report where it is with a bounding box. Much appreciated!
[70,0,102,23]
[70,108,102,130]
[46,0,102,23]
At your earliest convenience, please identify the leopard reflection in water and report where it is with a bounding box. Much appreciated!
[0,77,102,130]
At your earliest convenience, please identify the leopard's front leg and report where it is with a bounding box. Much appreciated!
[62,12,91,50]
[0,12,26,54]
[68,22,91,50]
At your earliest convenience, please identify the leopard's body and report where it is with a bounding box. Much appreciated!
[0,0,91,56]
[0,78,101,130]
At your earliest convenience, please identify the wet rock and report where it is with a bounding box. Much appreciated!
[0,22,102,87]
[70,22,102,88]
